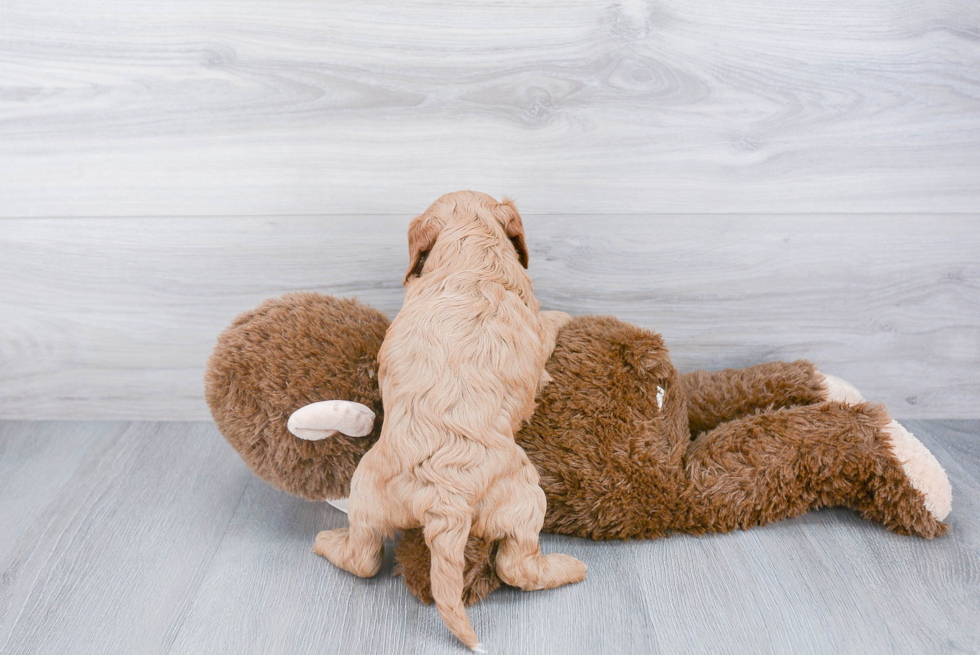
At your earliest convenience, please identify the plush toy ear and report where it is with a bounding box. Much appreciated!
[496,198,528,269]
[404,213,442,284]
[287,400,376,440]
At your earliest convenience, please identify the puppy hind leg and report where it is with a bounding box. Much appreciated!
[424,511,483,652]
[313,524,384,578]
[493,483,587,591]
[314,468,387,577]
[497,535,587,592]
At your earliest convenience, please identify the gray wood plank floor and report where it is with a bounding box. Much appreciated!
[1,420,978,654]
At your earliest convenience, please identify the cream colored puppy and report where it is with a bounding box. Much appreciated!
[313,191,586,651]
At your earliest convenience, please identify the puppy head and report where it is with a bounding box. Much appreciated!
[404,191,528,285]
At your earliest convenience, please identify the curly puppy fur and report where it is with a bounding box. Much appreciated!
[205,295,948,608]
[311,192,584,650]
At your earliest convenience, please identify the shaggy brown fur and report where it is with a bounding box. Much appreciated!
[683,401,948,539]
[205,293,948,608]
[204,293,387,501]
[681,361,827,436]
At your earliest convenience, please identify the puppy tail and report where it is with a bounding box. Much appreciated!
[424,510,482,651]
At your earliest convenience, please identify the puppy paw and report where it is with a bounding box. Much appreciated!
[313,528,349,561]
[566,555,588,583]
[544,553,588,586]
[314,528,383,578]
[881,419,952,521]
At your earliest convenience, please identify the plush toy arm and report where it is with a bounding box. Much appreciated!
[287,400,376,440]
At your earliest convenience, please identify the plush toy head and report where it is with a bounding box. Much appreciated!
[205,293,390,501]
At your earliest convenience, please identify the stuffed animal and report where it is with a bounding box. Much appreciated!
[205,292,952,605]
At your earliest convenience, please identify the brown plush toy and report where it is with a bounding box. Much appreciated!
[205,292,952,606]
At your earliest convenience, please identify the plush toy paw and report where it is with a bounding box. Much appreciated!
[882,419,953,521]
[288,400,376,440]
[817,371,865,404]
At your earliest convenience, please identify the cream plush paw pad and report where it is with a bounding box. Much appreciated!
[882,419,953,521]
[818,371,865,404]
[287,400,375,440]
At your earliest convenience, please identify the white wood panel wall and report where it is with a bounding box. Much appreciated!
[1,0,978,419]
[0,215,977,420]
[1,0,979,215]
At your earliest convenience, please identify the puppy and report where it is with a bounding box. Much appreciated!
[313,191,586,651]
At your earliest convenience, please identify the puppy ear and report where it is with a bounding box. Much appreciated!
[405,214,440,284]
[497,198,528,269]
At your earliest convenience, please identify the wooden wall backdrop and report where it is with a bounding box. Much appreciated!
[1,216,977,420]
[1,0,978,419]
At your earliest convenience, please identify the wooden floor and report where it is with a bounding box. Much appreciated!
[1,420,978,654]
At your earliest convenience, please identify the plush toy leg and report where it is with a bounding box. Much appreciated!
[683,401,949,537]
[680,360,826,435]
[812,373,952,521]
